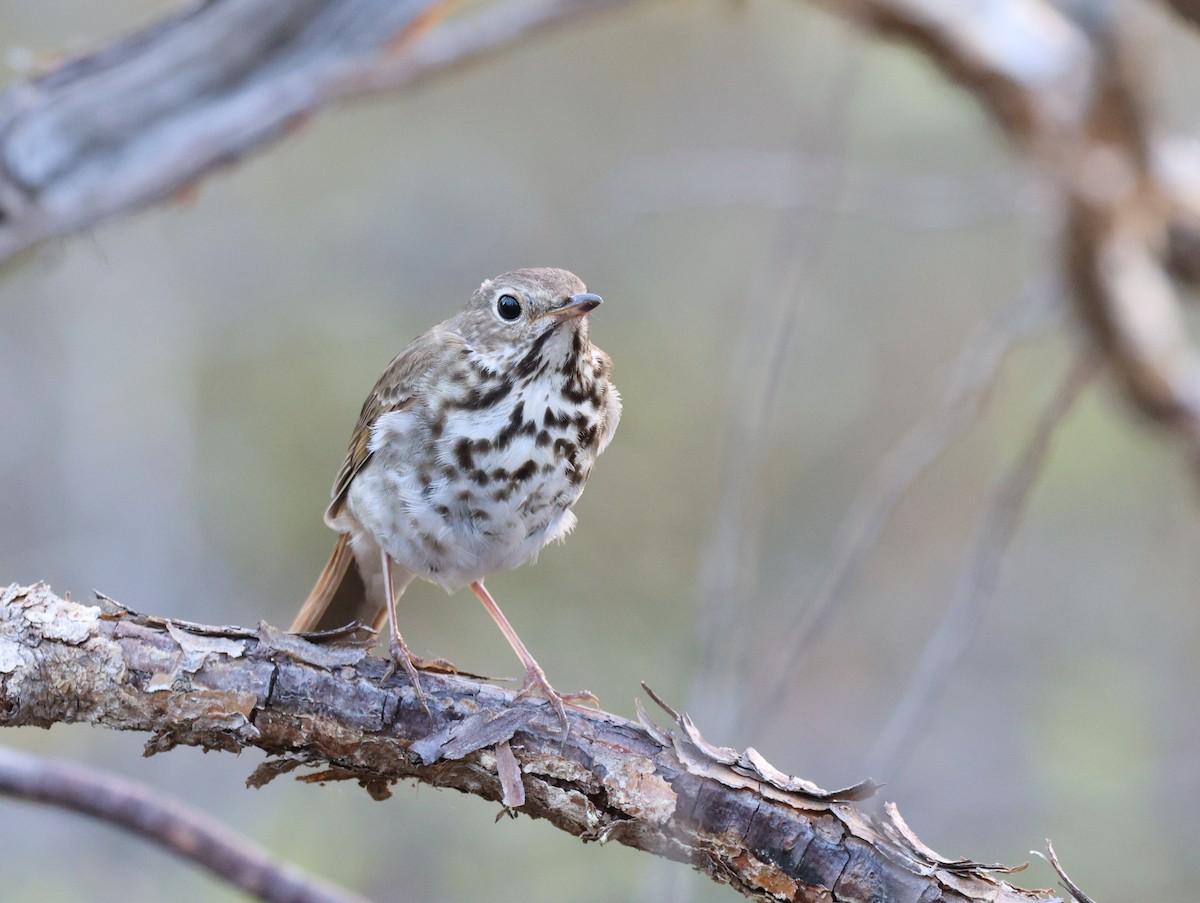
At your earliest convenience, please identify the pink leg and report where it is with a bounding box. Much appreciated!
[469,580,599,730]
[379,551,430,715]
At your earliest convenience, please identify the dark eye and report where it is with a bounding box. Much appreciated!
[496,294,522,321]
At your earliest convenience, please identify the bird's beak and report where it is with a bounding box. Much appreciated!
[552,292,603,319]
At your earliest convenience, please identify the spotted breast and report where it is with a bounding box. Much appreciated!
[351,292,619,590]
[292,267,621,724]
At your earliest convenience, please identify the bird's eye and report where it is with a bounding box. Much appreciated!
[496,294,522,321]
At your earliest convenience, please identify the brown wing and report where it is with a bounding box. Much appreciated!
[326,324,467,520]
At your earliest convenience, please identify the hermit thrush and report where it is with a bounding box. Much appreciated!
[291,268,621,726]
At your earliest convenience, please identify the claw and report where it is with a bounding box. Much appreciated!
[514,663,599,734]
[561,689,601,709]
[381,636,432,720]
[407,654,461,675]
[467,579,603,734]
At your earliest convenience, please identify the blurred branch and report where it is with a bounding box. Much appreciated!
[0,583,1060,903]
[328,0,638,95]
[742,277,1059,735]
[605,152,1041,229]
[0,745,369,903]
[866,352,1097,778]
[5,0,1199,454]
[691,36,864,733]
[1165,0,1200,30]
[0,0,640,263]
[817,0,1200,455]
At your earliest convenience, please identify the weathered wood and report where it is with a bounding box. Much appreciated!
[0,0,423,258]
[0,0,639,262]
[816,0,1200,450]
[0,584,1056,903]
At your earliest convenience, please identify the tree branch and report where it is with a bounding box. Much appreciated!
[866,352,1096,777]
[817,0,1200,455]
[744,277,1060,737]
[0,583,1058,903]
[6,0,1200,466]
[0,745,370,903]
[0,0,640,263]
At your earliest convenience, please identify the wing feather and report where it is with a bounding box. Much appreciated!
[326,325,467,520]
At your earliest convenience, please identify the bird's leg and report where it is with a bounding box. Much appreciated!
[378,551,431,717]
[469,580,599,731]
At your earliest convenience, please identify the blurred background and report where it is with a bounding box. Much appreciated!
[1,0,1199,900]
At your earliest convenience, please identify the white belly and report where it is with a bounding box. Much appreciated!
[343,388,590,591]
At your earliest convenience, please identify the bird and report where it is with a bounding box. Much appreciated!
[291,268,621,727]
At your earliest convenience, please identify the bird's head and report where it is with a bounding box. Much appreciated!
[456,268,602,364]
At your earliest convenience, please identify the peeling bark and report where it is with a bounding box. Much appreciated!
[0,584,1056,903]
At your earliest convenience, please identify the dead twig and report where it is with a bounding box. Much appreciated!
[1035,840,1097,903]
[690,34,865,737]
[0,745,370,903]
[743,278,1059,735]
[866,352,1096,778]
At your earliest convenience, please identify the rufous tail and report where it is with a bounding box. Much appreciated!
[291,533,385,633]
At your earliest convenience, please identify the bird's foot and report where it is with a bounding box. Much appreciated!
[514,664,600,734]
[381,638,432,719]
[408,654,462,674]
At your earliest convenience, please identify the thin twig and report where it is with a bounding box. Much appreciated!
[1035,840,1097,903]
[865,352,1097,778]
[604,152,1039,229]
[0,745,371,903]
[743,278,1060,735]
[689,32,865,735]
